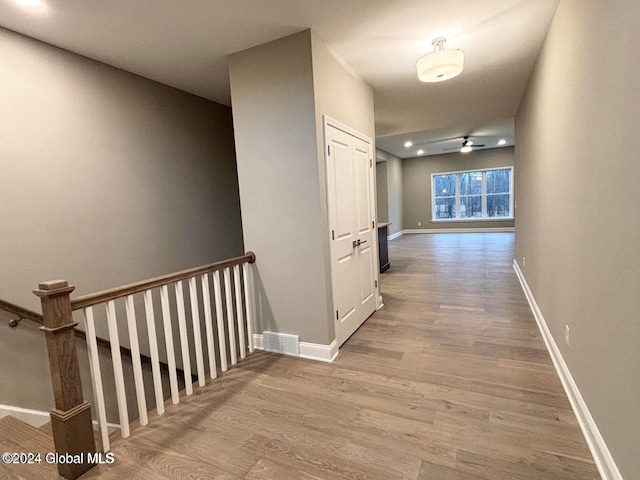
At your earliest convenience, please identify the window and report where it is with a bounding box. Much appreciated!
[432,167,513,221]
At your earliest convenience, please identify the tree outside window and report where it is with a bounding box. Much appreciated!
[431,167,513,221]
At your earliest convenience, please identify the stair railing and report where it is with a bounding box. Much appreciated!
[0,298,43,327]
[33,251,256,480]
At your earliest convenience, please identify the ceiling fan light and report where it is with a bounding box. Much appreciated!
[460,145,473,153]
[416,38,464,83]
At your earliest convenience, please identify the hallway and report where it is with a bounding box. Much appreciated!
[79,233,599,479]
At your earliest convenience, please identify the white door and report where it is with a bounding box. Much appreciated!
[325,121,377,347]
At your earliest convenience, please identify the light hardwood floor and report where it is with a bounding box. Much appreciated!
[78,232,599,480]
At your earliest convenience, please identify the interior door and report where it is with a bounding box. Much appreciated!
[352,136,376,318]
[325,122,377,347]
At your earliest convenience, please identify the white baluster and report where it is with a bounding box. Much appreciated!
[160,285,180,404]
[243,261,255,353]
[125,295,148,426]
[188,276,206,387]
[213,270,227,372]
[105,300,130,438]
[224,267,237,366]
[233,264,246,359]
[175,281,193,395]
[82,307,110,452]
[201,273,217,379]
[143,290,164,415]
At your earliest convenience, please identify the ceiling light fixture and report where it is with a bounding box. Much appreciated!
[497,139,507,145]
[12,0,44,7]
[404,141,413,148]
[416,37,464,83]
[417,149,425,155]
[460,137,473,153]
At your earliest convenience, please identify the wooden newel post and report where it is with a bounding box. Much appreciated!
[33,280,96,480]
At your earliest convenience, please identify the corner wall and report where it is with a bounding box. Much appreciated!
[229,31,330,344]
[0,28,244,311]
[229,30,375,346]
[376,149,403,236]
[376,162,389,223]
[403,147,515,231]
[514,0,640,477]
[311,30,377,336]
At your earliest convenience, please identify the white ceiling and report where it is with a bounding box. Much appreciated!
[0,0,558,158]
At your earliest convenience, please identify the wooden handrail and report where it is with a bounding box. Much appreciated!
[71,252,255,311]
[33,252,257,477]
[0,298,43,323]
[0,296,193,378]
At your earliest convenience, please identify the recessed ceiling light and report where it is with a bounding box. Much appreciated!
[497,139,507,145]
[404,141,413,148]
[417,149,424,155]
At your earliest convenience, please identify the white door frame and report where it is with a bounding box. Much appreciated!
[323,115,382,346]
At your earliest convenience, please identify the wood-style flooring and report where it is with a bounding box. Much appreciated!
[5,233,601,479]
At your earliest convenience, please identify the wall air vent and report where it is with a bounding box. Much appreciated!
[263,331,300,356]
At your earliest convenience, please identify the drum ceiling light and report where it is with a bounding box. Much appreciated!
[416,37,464,83]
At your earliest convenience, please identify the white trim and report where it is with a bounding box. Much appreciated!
[323,115,379,347]
[253,333,264,350]
[252,334,338,363]
[513,260,622,480]
[0,404,50,427]
[299,340,339,363]
[388,230,404,240]
[431,166,514,221]
[323,115,372,144]
[431,217,514,223]
[404,227,514,234]
[0,404,120,434]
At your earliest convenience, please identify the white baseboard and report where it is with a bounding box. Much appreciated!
[0,404,120,434]
[253,333,264,350]
[404,227,515,234]
[513,260,622,480]
[252,333,338,363]
[388,230,404,240]
[0,404,50,428]
[300,340,339,363]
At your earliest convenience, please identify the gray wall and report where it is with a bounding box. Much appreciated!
[403,147,515,230]
[376,149,403,236]
[230,30,330,344]
[0,28,244,312]
[376,162,389,223]
[514,0,640,477]
[311,30,377,332]
[229,30,375,345]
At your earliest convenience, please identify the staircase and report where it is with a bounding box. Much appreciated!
[0,415,59,479]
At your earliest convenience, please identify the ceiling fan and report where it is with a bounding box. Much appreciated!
[443,136,486,153]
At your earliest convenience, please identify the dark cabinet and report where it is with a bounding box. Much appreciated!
[378,223,390,273]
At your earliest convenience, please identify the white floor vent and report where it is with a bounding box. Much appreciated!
[262,331,300,356]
